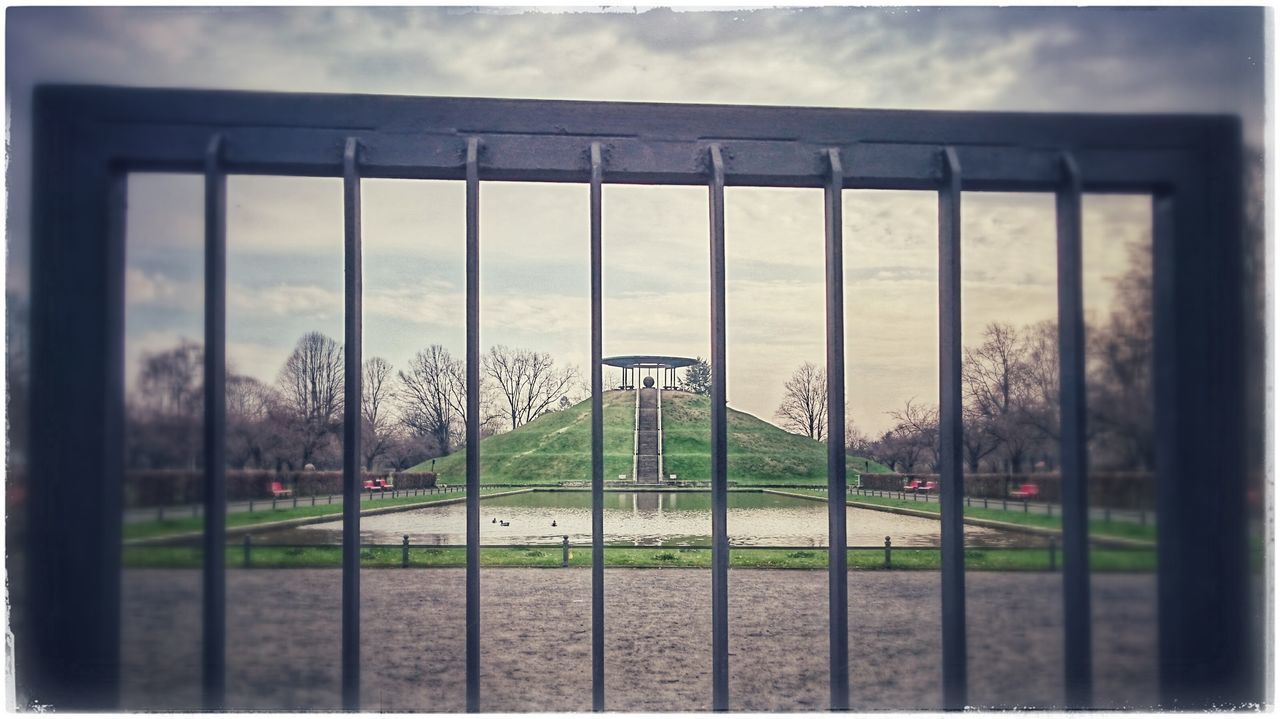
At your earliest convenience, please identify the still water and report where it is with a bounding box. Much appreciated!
[262,490,1028,547]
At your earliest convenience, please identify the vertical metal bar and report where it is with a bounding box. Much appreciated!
[341,136,363,711]
[823,148,850,711]
[28,94,126,706]
[589,142,606,712]
[1154,128,1250,707]
[708,144,729,711]
[937,147,967,710]
[201,133,227,710]
[1056,153,1092,708]
[465,137,482,713]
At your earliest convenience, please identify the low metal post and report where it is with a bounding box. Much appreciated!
[312,494,316,506]
[249,498,254,512]
[402,535,410,568]
[293,495,297,509]
[271,497,276,511]
[1024,499,1029,514]
[984,497,988,509]
[884,536,892,569]
[1049,539,1057,572]
[966,495,970,507]
[1047,502,1053,517]
[328,494,333,504]
[1002,498,1007,511]
[562,535,570,567]
[243,535,251,568]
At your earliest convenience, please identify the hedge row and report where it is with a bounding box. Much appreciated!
[855,471,1154,508]
[125,470,438,506]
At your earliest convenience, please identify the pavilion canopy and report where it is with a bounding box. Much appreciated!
[601,354,699,369]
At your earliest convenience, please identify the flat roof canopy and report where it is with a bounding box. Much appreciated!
[602,354,699,369]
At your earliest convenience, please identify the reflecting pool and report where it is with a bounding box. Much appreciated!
[260,490,1031,547]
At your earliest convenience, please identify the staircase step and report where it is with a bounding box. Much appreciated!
[634,387,662,482]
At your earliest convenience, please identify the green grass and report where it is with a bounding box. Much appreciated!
[123,544,1155,572]
[779,489,1157,543]
[123,489,496,541]
[408,389,891,485]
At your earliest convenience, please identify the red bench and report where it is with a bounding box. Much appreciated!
[902,479,921,491]
[270,481,293,499]
[1009,482,1039,499]
[921,480,938,492]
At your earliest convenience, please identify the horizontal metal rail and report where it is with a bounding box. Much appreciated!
[38,86,1218,191]
[137,541,1155,552]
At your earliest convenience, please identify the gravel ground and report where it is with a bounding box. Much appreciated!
[121,568,1157,712]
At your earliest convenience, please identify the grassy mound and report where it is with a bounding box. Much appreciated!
[408,390,890,485]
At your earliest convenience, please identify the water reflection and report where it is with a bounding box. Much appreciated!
[260,490,1026,548]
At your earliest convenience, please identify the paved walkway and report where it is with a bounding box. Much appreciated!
[120,568,1160,711]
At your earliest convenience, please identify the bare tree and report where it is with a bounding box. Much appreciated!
[383,431,438,471]
[875,426,923,473]
[1021,320,1062,440]
[845,421,877,465]
[362,356,397,470]
[1088,241,1154,470]
[276,331,344,467]
[136,339,203,417]
[483,345,579,431]
[963,322,1038,473]
[961,403,1000,472]
[227,373,272,421]
[887,398,940,471]
[127,340,205,469]
[775,361,828,441]
[226,373,280,469]
[399,345,465,455]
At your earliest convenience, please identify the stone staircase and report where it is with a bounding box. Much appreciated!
[635,387,661,483]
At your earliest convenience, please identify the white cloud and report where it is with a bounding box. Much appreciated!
[230,283,343,320]
[126,267,181,307]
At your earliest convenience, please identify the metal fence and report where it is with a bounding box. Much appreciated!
[26,85,1251,711]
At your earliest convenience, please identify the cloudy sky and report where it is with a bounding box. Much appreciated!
[6,6,1265,434]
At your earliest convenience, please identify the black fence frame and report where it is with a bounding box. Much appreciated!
[25,85,1250,711]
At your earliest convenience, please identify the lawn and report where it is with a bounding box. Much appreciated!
[409,389,891,485]
[776,488,1157,544]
